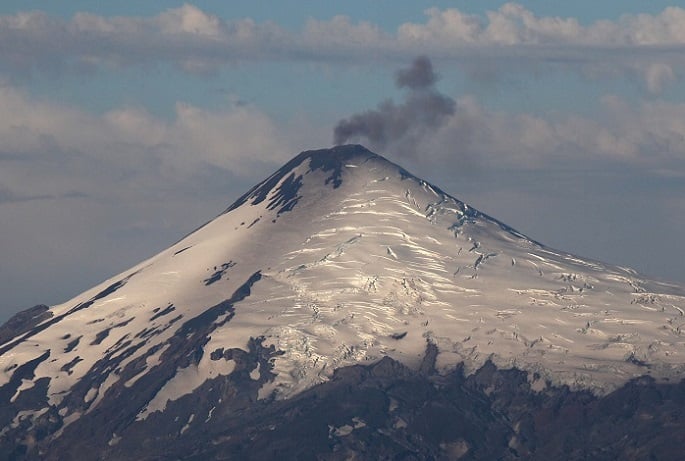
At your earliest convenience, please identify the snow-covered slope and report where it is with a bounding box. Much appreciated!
[2,144,685,443]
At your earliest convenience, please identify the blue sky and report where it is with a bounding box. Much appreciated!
[1,2,685,320]
[2,1,682,25]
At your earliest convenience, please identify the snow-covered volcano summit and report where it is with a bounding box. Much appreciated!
[2,145,685,457]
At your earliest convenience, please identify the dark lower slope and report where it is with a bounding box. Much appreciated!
[4,343,685,461]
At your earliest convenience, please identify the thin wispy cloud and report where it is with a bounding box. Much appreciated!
[2,4,685,90]
[0,186,86,205]
[0,185,52,204]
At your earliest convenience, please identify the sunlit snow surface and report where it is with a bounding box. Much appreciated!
[2,145,685,428]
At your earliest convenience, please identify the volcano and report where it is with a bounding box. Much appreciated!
[2,145,685,460]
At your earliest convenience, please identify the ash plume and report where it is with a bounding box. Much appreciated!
[395,55,437,90]
[333,56,455,154]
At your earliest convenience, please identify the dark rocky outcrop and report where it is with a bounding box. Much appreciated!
[0,305,51,346]
[3,342,685,461]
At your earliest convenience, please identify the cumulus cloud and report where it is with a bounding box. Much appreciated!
[2,69,684,205]
[1,4,685,90]
[330,57,685,173]
[0,4,287,75]
[156,3,223,37]
[0,85,295,185]
[333,56,455,155]
[397,93,685,177]
[396,4,685,46]
[0,81,334,270]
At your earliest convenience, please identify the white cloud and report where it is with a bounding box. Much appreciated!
[397,8,483,44]
[0,85,314,209]
[398,4,685,46]
[2,4,685,90]
[2,81,684,203]
[396,4,585,45]
[362,93,685,176]
[169,102,288,172]
[643,62,676,93]
[156,3,222,38]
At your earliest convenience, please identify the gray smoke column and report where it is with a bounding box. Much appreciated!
[333,56,455,153]
[395,55,437,89]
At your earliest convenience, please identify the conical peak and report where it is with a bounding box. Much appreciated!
[223,145,401,214]
[302,144,379,165]
[303,144,423,184]
[294,144,380,188]
[4,142,685,459]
